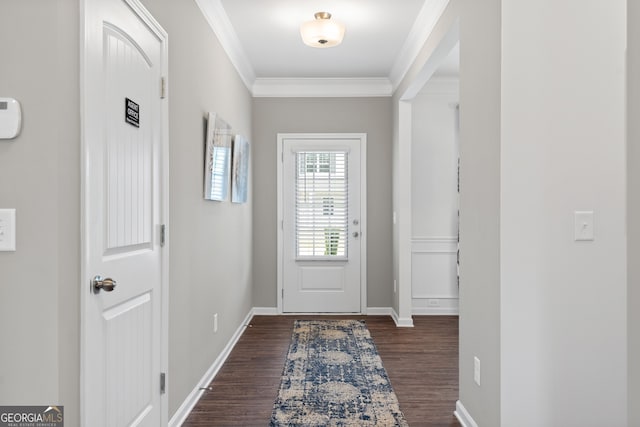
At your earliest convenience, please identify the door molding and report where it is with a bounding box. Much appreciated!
[277,133,367,314]
[80,0,169,424]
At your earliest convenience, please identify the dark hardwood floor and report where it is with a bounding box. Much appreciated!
[183,315,461,427]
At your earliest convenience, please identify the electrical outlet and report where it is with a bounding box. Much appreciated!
[474,356,481,386]
[393,279,397,293]
[213,313,218,333]
[427,299,440,307]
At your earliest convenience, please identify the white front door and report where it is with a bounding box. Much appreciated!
[82,0,168,425]
[278,134,366,313]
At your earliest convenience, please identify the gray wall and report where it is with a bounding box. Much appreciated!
[252,98,393,309]
[457,1,502,424]
[0,1,80,426]
[139,0,253,418]
[629,0,640,424]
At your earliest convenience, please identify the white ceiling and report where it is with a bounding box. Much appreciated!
[195,0,458,96]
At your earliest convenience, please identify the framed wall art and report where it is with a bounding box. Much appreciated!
[204,112,233,201]
[231,134,250,203]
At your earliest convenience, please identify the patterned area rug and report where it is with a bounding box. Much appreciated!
[270,320,409,426]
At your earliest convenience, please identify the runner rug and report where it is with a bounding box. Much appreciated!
[270,319,409,426]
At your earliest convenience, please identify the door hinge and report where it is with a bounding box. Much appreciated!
[161,77,167,99]
[160,372,166,394]
[160,224,166,247]
[282,288,284,299]
[281,151,284,162]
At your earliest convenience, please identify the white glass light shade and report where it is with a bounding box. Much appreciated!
[300,12,345,48]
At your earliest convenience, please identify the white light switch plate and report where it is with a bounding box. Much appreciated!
[574,211,594,241]
[0,209,16,251]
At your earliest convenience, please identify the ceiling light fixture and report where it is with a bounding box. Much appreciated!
[300,12,345,48]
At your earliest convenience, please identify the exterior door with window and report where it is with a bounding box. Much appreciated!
[279,134,365,313]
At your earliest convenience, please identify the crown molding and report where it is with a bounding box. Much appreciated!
[389,0,451,91]
[252,78,393,98]
[195,0,450,97]
[194,0,256,91]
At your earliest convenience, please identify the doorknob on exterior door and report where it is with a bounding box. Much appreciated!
[92,275,117,294]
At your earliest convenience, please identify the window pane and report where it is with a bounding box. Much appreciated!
[295,151,348,258]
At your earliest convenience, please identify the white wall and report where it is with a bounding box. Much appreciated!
[500,1,627,425]
[411,78,459,315]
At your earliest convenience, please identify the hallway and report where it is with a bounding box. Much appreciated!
[183,315,460,426]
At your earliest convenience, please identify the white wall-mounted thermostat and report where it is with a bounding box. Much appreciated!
[0,98,22,139]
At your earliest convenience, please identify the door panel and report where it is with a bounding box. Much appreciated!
[82,0,167,425]
[104,25,154,252]
[280,136,364,313]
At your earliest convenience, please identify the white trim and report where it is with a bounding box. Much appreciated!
[192,1,452,98]
[413,306,459,316]
[366,307,394,316]
[399,19,460,102]
[277,133,367,315]
[412,236,458,243]
[252,78,392,98]
[391,308,414,328]
[412,294,458,300]
[454,400,479,427]
[411,236,458,254]
[254,307,400,318]
[276,136,284,313]
[193,0,255,91]
[396,101,414,327]
[389,0,451,91]
[252,307,279,316]
[169,309,254,427]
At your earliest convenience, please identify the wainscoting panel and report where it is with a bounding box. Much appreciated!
[411,237,459,315]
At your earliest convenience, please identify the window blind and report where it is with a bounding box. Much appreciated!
[208,146,230,200]
[295,151,348,259]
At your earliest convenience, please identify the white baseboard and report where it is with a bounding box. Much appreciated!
[454,400,479,427]
[252,307,398,316]
[412,306,459,315]
[169,309,255,427]
[252,307,279,315]
[391,308,414,327]
[366,307,393,315]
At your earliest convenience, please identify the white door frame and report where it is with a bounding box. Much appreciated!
[80,0,169,424]
[277,133,367,314]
